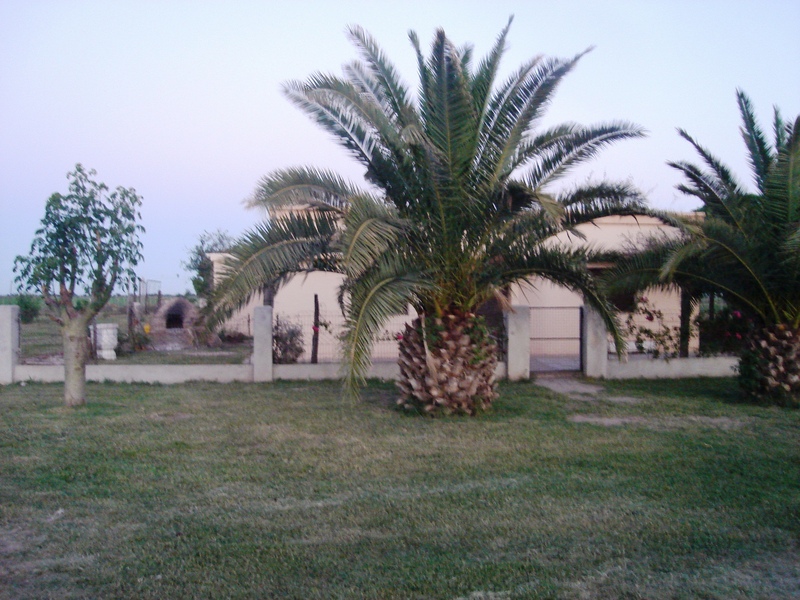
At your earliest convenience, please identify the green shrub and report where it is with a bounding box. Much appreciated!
[16,295,41,324]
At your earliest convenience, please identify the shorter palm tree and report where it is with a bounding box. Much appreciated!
[608,90,800,405]
[213,21,657,413]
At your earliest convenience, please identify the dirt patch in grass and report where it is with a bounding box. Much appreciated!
[569,415,648,426]
[569,414,752,430]
[146,412,194,422]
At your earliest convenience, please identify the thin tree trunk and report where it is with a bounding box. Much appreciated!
[708,292,715,319]
[63,316,90,407]
[311,294,320,364]
[679,289,692,358]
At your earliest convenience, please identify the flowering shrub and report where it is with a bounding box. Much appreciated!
[624,296,683,359]
[273,316,304,363]
[696,307,751,356]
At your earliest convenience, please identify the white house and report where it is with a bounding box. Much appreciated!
[210,214,693,364]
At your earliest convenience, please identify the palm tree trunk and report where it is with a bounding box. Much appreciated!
[740,323,800,407]
[63,316,90,407]
[396,311,498,415]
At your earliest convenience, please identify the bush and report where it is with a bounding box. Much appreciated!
[697,307,752,356]
[15,295,41,324]
[624,296,682,359]
[273,316,304,364]
[218,330,250,344]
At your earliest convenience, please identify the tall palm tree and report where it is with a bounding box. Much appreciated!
[608,90,800,405]
[213,20,654,414]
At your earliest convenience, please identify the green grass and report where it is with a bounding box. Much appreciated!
[1,378,798,598]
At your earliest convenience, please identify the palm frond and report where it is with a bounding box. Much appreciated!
[339,256,428,399]
[482,53,586,186]
[421,28,478,182]
[247,167,362,212]
[521,122,646,188]
[678,128,744,193]
[470,16,512,133]
[737,89,773,193]
[601,239,684,296]
[764,115,800,226]
[558,181,651,226]
[667,159,739,219]
[283,77,383,167]
[340,195,406,278]
[346,25,414,126]
[210,211,341,327]
[494,243,625,351]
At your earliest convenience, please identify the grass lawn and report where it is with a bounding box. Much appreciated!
[1,378,798,599]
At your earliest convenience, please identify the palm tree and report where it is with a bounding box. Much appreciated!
[608,90,800,405]
[213,20,654,414]
[600,233,707,358]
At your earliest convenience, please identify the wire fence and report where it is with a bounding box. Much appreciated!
[274,310,413,363]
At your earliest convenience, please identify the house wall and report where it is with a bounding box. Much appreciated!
[210,215,696,358]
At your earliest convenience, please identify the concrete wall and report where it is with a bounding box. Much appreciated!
[606,356,738,379]
[582,305,738,380]
[1,301,733,387]
[0,305,19,384]
[1,303,504,385]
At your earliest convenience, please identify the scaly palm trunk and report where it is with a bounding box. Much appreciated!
[63,316,90,407]
[739,323,800,407]
[396,311,499,415]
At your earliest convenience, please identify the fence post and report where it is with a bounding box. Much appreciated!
[253,305,273,382]
[505,305,530,381]
[0,305,20,384]
[581,305,608,378]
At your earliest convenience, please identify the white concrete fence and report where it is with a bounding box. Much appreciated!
[0,304,736,386]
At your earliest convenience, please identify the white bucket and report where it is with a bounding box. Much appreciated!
[92,323,119,360]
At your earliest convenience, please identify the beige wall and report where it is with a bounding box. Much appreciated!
[210,215,695,357]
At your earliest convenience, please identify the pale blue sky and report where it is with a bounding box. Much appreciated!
[2,1,798,294]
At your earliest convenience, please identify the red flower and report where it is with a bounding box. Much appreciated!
[395,333,404,341]
[645,314,654,321]
[735,333,742,339]
[312,326,319,333]
[732,310,742,318]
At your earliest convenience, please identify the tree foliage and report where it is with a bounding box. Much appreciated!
[15,164,144,321]
[14,164,144,405]
[183,229,234,298]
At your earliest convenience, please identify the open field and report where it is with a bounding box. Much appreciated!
[17,310,253,366]
[1,378,799,598]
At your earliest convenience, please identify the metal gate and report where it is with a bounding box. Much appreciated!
[529,306,583,372]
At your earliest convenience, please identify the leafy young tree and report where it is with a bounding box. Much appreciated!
[14,164,144,406]
[213,20,654,413]
[607,90,800,405]
[183,229,234,299]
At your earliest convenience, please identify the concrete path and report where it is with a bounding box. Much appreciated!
[534,374,642,404]
[534,376,602,397]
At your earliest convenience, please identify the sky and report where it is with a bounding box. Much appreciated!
[1,1,798,295]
